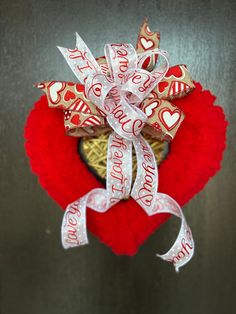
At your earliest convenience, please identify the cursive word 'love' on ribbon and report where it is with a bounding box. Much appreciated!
[38,19,195,271]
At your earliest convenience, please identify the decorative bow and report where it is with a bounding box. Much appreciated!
[37,19,195,271]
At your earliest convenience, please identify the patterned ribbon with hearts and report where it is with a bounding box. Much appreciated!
[38,19,195,271]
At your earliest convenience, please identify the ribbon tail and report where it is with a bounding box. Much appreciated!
[136,17,160,71]
[61,131,133,249]
[61,196,88,249]
[154,193,194,272]
[61,188,107,249]
[131,135,194,270]
[58,33,100,84]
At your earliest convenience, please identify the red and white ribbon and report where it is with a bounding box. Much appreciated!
[60,34,194,271]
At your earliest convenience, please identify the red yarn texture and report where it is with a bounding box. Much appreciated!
[24,82,227,255]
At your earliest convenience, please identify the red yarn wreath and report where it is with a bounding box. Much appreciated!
[24,82,227,255]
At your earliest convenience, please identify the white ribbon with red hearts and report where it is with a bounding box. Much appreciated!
[60,34,194,271]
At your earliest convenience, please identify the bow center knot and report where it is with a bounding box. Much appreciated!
[85,43,169,140]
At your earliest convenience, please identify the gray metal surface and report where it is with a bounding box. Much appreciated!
[0,0,235,313]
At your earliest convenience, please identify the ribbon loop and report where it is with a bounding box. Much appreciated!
[122,49,169,103]
[138,48,169,77]
[105,43,138,84]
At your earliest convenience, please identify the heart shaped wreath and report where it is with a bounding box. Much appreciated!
[25,18,227,271]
